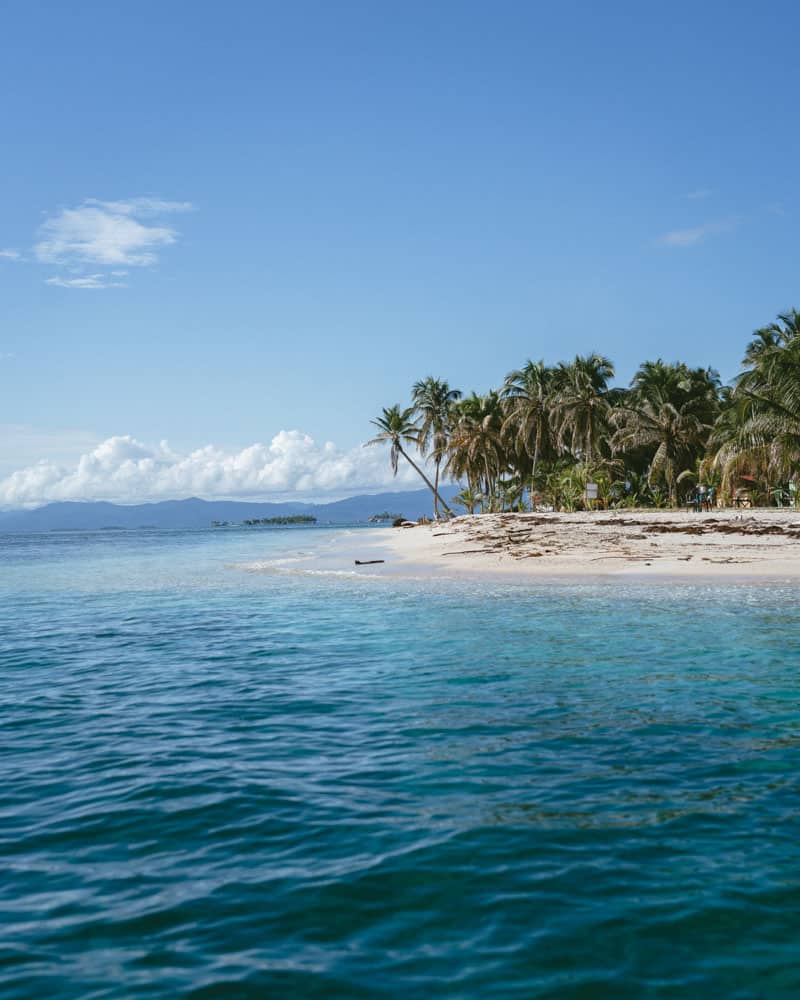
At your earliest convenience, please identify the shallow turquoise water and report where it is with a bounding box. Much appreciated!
[1,527,799,997]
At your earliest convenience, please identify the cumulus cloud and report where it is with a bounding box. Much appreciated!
[35,197,192,288]
[0,248,21,260]
[657,217,738,247]
[0,431,428,508]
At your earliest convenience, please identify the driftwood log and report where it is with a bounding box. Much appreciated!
[354,559,385,565]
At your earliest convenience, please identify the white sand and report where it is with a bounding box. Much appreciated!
[374,509,800,581]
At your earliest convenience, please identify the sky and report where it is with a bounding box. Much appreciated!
[1,0,799,506]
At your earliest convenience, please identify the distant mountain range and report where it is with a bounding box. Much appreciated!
[0,487,461,533]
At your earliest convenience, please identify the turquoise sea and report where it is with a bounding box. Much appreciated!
[1,526,799,998]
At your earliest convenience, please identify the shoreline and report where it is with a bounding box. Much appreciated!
[361,509,800,582]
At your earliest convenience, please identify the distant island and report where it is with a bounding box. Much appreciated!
[239,515,316,526]
[368,511,404,522]
[211,515,317,527]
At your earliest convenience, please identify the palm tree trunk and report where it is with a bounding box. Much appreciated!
[399,446,453,517]
[529,434,540,511]
[433,458,441,520]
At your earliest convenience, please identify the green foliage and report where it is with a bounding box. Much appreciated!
[452,486,484,514]
[708,310,800,501]
[369,309,800,512]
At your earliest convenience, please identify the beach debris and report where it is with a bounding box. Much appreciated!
[355,559,385,565]
[411,510,800,574]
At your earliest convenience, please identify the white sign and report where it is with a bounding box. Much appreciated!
[585,483,599,500]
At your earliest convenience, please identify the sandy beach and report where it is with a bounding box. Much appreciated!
[372,509,800,580]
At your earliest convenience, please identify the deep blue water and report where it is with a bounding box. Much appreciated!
[1,527,799,998]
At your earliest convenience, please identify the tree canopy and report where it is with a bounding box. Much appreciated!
[367,311,800,514]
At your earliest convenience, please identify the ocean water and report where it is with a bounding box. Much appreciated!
[1,526,799,998]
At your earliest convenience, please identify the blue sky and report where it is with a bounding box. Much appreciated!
[1,1,798,504]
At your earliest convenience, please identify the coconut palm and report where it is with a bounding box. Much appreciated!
[629,359,719,420]
[743,309,800,365]
[613,400,711,506]
[445,391,507,507]
[613,362,720,506]
[501,359,553,485]
[366,405,454,516]
[551,354,615,462]
[452,485,483,514]
[412,376,461,519]
[711,312,800,497]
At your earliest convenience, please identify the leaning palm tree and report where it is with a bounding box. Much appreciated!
[412,376,461,519]
[366,405,454,517]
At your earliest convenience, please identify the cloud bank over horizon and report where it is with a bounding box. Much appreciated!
[0,431,428,509]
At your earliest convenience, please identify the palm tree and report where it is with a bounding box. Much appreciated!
[551,354,615,463]
[452,485,483,514]
[710,312,800,498]
[445,391,507,508]
[743,309,800,365]
[613,401,710,506]
[412,376,461,519]
[613,362,720,506]
[501,359,553,487]
[366,405,454,516]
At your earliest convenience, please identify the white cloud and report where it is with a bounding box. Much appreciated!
[45,273,127,290]
[0,431,429,508]
[85,197,194,217]
[35,197,192,287]
[657,217,738,247]
[36,205,175,267]
[686,189,711,200]
[0,248,21,260]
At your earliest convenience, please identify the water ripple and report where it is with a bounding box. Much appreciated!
[1,529,799,996]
